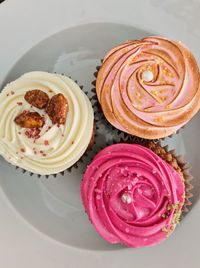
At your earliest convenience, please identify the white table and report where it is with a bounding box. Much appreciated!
[0,1,200,267]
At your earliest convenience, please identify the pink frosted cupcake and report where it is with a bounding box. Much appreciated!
[95,36,200,139]
[81,142,192,248]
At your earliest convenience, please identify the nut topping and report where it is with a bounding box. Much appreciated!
[14,111,45,128]
[24,89,49,109]
[46,93,68,124]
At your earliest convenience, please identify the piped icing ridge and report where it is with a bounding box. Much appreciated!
[96,36,200,139]
[0,72,94,175]
[81,143,185,248]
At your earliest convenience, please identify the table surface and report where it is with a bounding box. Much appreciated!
[0,0,200,267]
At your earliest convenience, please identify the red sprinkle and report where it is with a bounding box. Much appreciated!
[17,102,23,106]
[25,128,41,140]
[44,140,49,146]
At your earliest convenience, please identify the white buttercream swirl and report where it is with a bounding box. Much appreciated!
[0,72,94,175]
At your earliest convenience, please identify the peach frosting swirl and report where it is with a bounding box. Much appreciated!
[96,36,200,139]
[81,144,185,248]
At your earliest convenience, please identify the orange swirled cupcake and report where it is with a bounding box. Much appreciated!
[96,36,200,139]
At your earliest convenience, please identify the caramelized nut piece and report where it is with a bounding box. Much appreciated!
[46,93,68,124]
[14,111,45,128]
[24,89,49,109]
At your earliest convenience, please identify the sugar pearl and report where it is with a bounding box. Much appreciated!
[142,70,154,82]
[121,193,132,204]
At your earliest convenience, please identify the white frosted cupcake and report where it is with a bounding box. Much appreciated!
[0,71,94,176]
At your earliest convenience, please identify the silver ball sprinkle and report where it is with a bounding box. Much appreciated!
[121,193,132,204]
[142,70,154,82]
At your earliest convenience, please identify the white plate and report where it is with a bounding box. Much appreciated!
[1,22,200,252]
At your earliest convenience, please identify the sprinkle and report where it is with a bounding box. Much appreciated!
[151,90,158,96]
[20,148,25,153]
[96,195,101,200]
[40,150,44,154]
[18,132,21,135]
[167,72,173,77]
[17,102,23,106]
[71,141,74,144]
[127,184,132,190]
[142,70,154,82]
[154,117,163,123]
[125,228,130,233]
[25,128,41,139]
[43,153,47,157]
[95,188,101,193]
[121,193,132,204]
[160,96,168,102]
[167,204,171,210]
[162,227,168,233]
[6,93,9,97]
[11,91,15,95]
[44,140,49,146]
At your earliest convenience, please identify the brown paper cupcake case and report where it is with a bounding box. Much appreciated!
[14,73,98,178]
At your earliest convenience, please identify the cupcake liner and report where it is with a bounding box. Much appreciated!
[142,141,193,215]
[14,74,97,178]
[92,61,184,142]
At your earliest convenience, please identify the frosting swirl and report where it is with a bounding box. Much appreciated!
[96,36,200,139]
[81,144,185,248]
[0,72,94,175]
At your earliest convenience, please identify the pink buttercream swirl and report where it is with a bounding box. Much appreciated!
[96,36,200,139]
[81,144,185,248]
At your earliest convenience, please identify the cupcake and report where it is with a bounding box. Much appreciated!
[0,71,94,176]
[95,36,200,139]
[81,142,192,248]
